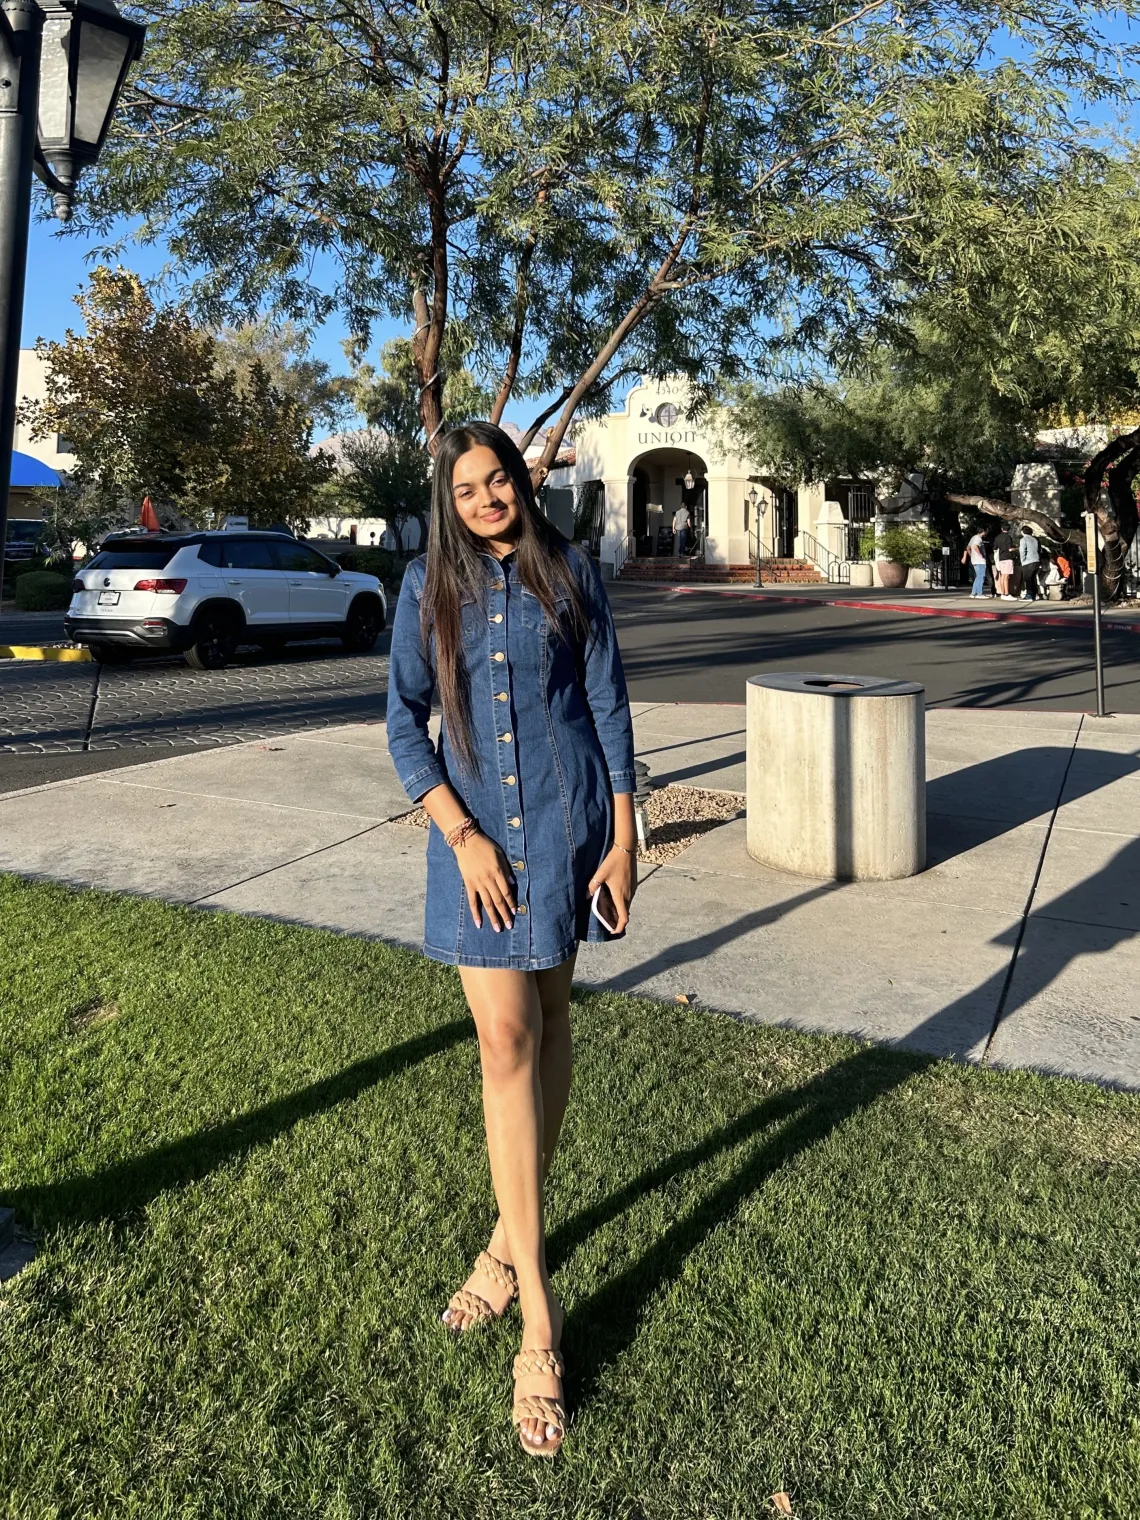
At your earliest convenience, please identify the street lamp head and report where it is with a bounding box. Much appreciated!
[36,0,146,220]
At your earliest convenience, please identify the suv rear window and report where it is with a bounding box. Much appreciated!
[89,543,180,570]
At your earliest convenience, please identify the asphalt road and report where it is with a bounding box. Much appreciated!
[2,585,1137,792]
[608,584,1140,712]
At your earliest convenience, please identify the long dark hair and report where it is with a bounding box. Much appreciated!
[421,421,586,776]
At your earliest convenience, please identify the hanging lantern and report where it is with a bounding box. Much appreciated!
[35,0,147,221]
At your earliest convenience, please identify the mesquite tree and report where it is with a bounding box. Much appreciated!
[76,1,1138,484]
[731,152,1140,594]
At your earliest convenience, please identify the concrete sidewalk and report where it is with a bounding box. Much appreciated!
[2,702,1138,1089]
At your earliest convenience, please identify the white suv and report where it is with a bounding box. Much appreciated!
[65,529,387,670]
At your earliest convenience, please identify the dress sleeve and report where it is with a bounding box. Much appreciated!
[576,549,637,795]
[386,562,449,802]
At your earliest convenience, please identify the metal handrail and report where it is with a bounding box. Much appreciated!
[800,530,851,585]
[613,533,636,578]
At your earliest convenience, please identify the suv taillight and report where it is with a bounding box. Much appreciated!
[72,578,84,592]
[134,578,187,594]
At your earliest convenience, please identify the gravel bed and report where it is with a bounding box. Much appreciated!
[394,784,744,865]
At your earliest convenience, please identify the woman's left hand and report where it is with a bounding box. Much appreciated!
[589,846,638,933]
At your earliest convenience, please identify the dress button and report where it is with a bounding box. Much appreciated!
[496,692,509,702]
[500,732,512,743]
[493,652,505,663]
[505,775,516,786]
[510,816,521,827]
[490,613,504,623]
[516,904,528,915]
[514,860,525,870]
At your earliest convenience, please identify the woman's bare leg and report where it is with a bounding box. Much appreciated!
[444,955,576,1330]
[454,962,568,1450]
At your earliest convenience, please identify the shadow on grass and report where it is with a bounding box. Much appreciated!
[9,1017,471,1230]
[552,1042,934,1404]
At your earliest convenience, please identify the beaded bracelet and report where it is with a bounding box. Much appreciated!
[445,816,479,850]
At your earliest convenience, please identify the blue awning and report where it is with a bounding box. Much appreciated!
[10,451,61,488]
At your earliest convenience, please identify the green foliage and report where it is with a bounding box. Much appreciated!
[877,524,943,568]
[213,319,351,431]
[31,478,138,565]
[15,572,73,611]
[336,432,429,551]
[338,547,406,588]
[19,269,335,532]
[857,525,878,562]
[77,0,1140,465]
[731,152,1140,522]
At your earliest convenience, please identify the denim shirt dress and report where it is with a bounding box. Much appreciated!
[386,543,637,970]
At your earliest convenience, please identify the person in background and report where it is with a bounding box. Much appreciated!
[992,523,1016,599]
[672,502,691,557]
[961,527,989,598]
[1019,524,1041,600]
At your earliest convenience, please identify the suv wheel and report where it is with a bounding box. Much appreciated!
[342,597,382,653]
[185,609,239,670]
[88,643,135,665]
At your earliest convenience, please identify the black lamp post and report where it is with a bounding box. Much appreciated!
[0,0,145,575]
[748,484,766,587]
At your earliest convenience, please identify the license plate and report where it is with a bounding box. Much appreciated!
[98,590,120,606]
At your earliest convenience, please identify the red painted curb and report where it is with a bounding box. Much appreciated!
[656,584,1140,634]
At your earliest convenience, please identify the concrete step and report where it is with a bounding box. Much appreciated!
[620,559,824,585]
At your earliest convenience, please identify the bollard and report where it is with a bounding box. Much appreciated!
[746,672,925,880]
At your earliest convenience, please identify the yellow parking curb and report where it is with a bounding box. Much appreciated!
[0,644,92,663]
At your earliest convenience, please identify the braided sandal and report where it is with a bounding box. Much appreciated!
[441,1251,518,1333]
[512,1347,567,1458]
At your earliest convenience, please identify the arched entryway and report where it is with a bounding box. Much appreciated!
[629,446,709,555]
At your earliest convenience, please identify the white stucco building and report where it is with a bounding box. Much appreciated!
[12,348,76,479]
[545,376,882,576]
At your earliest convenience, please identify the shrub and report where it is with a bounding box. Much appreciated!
[15,571,74,611]
[877,523,942,569]
[339,547,405,586]
[857,525,877,561]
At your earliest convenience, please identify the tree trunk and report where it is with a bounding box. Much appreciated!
[943,493,1082,548]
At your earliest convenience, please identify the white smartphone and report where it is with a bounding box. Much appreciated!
[591,884,619,933]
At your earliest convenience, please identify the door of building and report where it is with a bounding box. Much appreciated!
[774,488,798,558]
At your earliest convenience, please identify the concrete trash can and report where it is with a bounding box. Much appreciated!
[746,672,926,881]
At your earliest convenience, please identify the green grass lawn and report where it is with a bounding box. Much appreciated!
[2,872,1139,1520]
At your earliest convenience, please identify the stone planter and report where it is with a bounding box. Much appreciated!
[848,563,874,588]
[876,559,908,589]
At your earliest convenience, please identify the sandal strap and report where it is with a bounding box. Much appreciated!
[447,1287,496,1321]
[475,1251,518,1295]
[512,1394,567,1436]
[513,1348,565,1379]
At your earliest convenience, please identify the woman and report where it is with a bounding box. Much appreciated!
[386,422,638,1459]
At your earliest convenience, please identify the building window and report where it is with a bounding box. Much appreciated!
[56,435,75,455]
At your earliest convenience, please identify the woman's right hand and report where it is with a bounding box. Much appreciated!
[455,833,517,931]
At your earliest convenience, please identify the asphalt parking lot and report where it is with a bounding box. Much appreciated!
[0,630,391,792]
